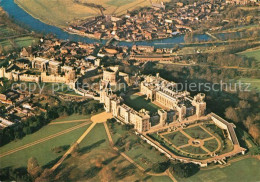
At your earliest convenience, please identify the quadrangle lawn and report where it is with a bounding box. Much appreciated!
[175,157,260,182]
[0,124,91,168]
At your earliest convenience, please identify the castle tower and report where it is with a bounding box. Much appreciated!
[158,109,167,126]
[0,67,5,78]
[192,93,206,117]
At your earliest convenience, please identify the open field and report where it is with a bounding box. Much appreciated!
[0,123,91,168]
[51,114,90,123]
[124,93,160,113]
[0,35,38,52]
[237,48,260,63]
[175,157,260,182]
[239,78,260,91]
[15,0,170,28]
[0,120,89,154]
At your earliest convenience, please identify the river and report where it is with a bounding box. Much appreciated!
[0,0,213,48]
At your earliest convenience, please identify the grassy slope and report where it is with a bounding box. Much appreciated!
[110,122,167,170]
[176,157,260,182]
[51,114,90,122]
[237,48,260,63]
[0,124,90,168]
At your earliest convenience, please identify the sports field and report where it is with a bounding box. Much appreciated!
[15,0,170,27]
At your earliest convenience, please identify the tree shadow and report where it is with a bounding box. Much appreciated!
[102,155,119,165]
[115,164,136,180]
[78,139,106,154]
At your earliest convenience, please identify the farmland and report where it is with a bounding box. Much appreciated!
[15,0,170,28]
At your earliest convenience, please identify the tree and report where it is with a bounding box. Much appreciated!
[152,161,170,173]
[249,124,260,144]
[172,163,200,178]
[27,157,42,178]
[225,107,239,123]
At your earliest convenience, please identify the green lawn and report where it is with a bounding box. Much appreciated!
[163,131,190,147]
[181,145,207,155]
[184,126,212,140]
[0,121,88,154]
[175,157,260,182]
[79,123,109,151]
[239,78,260,92]
[14,36,37,47]
[149,175,173,182]
[51,114,90,123]
[109,122,167,170]
[0,26,17,37]
[124,94,160,113]
[203,139,219,152]
[237,48,260,63]
[54,122,168,181]
[107,0,134,6]
[0,124,90,168]
[0,36,38,52]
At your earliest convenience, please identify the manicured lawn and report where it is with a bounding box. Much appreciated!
[124,94,160,113]
[79,123,109,151]
[181,145,207,155]
[175,157,260,182]
[0,121,87,154]
[203,139,219,152]
[184,126,212,140]
[51,114,90,122]
[163,131,190,147]
[0,124,90,168]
